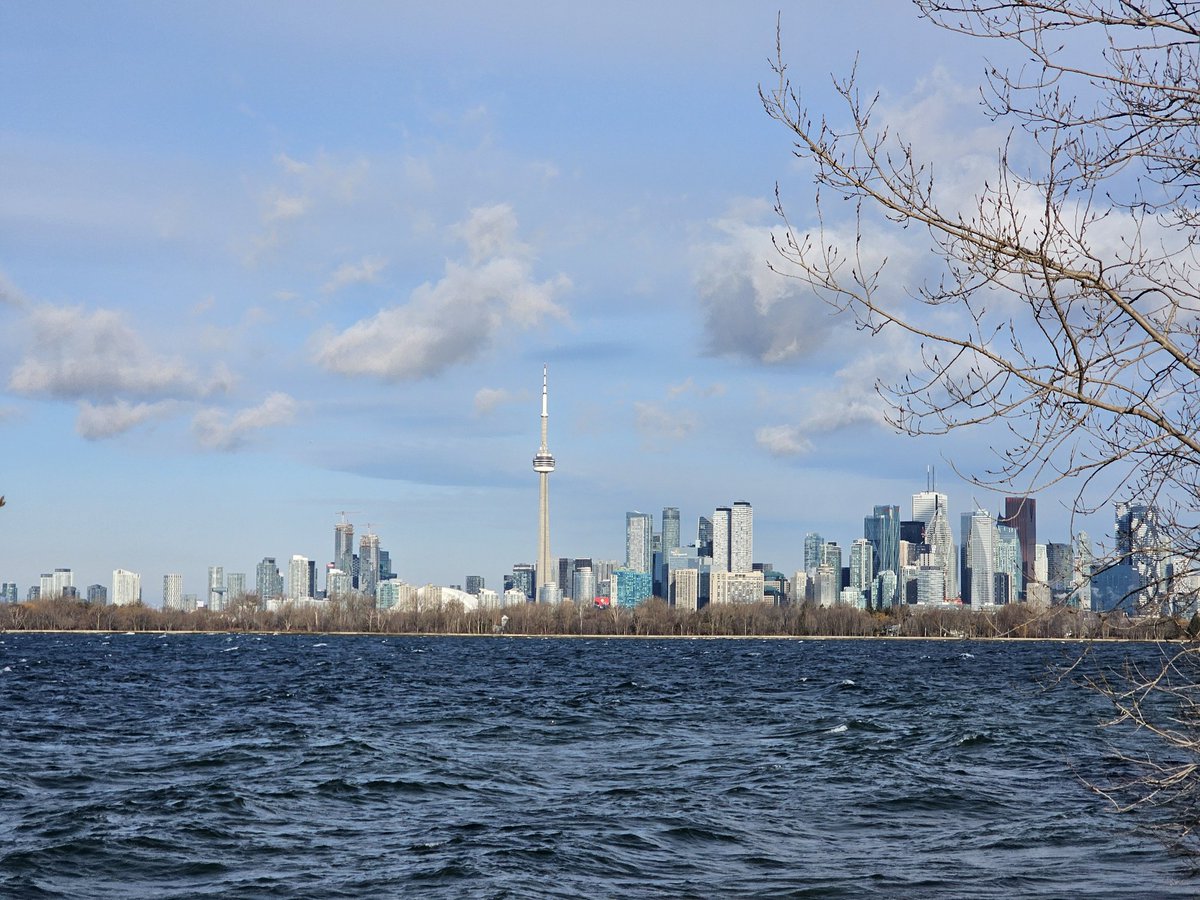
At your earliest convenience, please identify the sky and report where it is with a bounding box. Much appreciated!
[0,2,1113,601]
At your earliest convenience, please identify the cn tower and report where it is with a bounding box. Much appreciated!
[532,365,556,598]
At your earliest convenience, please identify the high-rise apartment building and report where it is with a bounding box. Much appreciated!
[1073,531,1093,610]
[86,584,107,605]
[804,532,824,572]
[1046,542,1073,594]
[256,557,283,600]
[1115,502,1167,588]
[163,573,184,611]
[112,569,141,606]
[671,568,699,612]
[730,501,753,573]
[0,583,17,603]
[625,511,653,573]
[465,575,485,595]
[849,538,874,605]
[226,572,246,602]
[359,533,380,597]
[662,507,681,554]
[572,567,596,606]
[208,566,225,611]
[697,516,713,556]
[288,555,312,601]
[335,520,355,585]
[711,507,731,574]
[511,563,535,601]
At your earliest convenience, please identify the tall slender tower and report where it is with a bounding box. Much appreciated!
[533,365,556,595]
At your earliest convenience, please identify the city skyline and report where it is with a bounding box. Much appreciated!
[1,4,1118,595]
[4,468,1130,613]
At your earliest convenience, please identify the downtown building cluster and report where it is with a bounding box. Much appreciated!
[4,370,1195,618]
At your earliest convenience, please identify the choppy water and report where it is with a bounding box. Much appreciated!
[0,633,1194,898]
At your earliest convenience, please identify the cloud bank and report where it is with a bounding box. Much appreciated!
[316,205,569,380]
[192,392,298,451]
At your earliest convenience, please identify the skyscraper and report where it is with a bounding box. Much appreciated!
[967,509,998,608]
[730,501,753,573]
[163,574,184,611]
[335,520,354,585]
[208,566,225,611]
[359,532,380,597]
[912,467,949,528]
[626,511,653,573]
[804,532,824,572]
[112,569,141,606]
[532,365,556,595]
[511,563,535,601]
[662,507,681,554]
[288,555,312,601]
[999,496,1036,599]
[926,503,957,600]
[711,506,732,574]
[256,557,283,600]
[849,538,874,605]
[697,516,713,556]
[865,505,901,603]
[226,572,246,601]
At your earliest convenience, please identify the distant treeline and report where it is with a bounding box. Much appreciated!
[0,595,1193,640]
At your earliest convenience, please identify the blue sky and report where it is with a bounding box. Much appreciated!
[0,2,1104,600]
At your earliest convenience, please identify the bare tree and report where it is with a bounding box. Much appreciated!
[762,0,1200,851]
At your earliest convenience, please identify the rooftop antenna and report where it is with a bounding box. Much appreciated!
[927,465,935,492]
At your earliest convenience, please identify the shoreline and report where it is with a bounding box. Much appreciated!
[0,628,1177,644]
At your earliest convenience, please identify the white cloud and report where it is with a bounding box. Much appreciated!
[8,304,230,401]
[694,211,839,365]
[322,256,388,294]
[474,387,516,416]
[756,345,903,457]
[192,392,298,451]
[0,270,28,308]
[667,377,726,399]
[756,424,813,457]
[76,399,176,440]
[634,401,697,443]
[264,193,309,223]
[315,205,570,380]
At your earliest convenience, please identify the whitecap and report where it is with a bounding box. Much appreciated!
[1,666,10,673]
[828,724,848,734]
[841,679,856,686]
[313,643,328,648]
[960,652,974,659]
[221,646,238,653]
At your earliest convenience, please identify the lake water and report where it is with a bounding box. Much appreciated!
[1,633,1194,898]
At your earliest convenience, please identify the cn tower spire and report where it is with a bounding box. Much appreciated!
[532,365,556,600]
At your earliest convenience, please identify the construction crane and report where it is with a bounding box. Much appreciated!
[336,509,360,524]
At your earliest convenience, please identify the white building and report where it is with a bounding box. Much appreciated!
[287,555,312,601]
[730,501,753,573]
[709,570,765,605]
[112,569,141,606]
[671,567,699,612]
[208,566,225,611]
[163,573,184,611]
[967,509,998,609]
